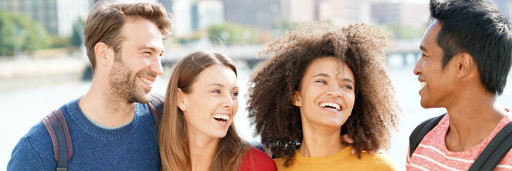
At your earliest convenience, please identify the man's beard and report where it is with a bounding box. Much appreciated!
[108,55,152,103]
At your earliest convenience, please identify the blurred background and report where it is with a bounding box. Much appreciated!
[1,0,512,170]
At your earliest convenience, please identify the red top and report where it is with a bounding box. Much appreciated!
[239,147,277,171]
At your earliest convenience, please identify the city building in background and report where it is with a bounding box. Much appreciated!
[0,0,442,46]
[318,0,372,26]
[0,0,432,37]
[281,0,315,23]
[192,0,224,30]
[371,1,428,28]
[171,0,224,36]
[172,0,193,36]
[221,0,280,29]
[1,0,91,36]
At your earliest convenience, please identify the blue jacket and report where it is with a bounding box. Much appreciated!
[7,98,160,170]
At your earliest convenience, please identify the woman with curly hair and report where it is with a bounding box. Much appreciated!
[247,23,400,170]
[159,51,277,171]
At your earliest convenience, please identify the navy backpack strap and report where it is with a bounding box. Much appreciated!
[409,113,446,157]
[468,122,512,171]
[147,94,165,128]
[41,109,73,171]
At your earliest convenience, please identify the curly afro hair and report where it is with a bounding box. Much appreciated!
[247,23,400,167]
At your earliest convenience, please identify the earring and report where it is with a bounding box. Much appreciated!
[180,105,186,111]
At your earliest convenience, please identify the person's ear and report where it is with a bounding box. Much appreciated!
[456,53,475,78]
[177,88,187,112]
[94,42,115,67]
[292,91,302,107]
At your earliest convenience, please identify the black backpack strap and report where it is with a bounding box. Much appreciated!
[409,113,446,157]
[41,109,73,171]
[468,122,512,171]
[147,94,165,128]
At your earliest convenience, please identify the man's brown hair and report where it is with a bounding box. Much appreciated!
[84,1,173,71]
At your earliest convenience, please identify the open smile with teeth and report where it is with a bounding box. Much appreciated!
[320,102,341,111]
[140,76,154,85]
[212,114,230,122]
[420,81,426,89]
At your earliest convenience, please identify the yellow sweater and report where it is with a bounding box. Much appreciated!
[274,146,397,171]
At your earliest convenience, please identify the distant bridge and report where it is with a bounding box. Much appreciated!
[160,45,264,69]
[160,41,421,69]
[386,40,422,67]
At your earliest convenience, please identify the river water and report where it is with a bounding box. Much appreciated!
[2,61,511,170]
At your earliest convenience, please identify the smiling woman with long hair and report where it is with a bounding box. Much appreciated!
[159,51,277,171]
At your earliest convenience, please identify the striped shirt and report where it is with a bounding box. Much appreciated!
[406,111,512,171]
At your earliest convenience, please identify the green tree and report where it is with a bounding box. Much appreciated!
[207,23,259,45]
[384,23,426,40]
[0,11,50,56]
[50,35,72,49]
[70,18,86,48]
[272,19,296,37]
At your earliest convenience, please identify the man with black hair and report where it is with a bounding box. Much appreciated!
[407,0,512,170]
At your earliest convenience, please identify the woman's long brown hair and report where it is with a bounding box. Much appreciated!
[159,51,250,171]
